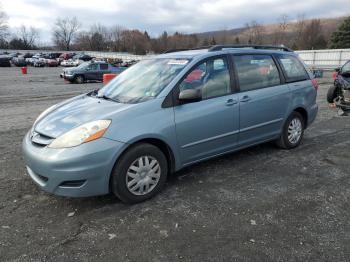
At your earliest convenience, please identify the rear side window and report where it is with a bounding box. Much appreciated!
[277,54,309,82]
[233,55,281,92]
[100,63,108,70]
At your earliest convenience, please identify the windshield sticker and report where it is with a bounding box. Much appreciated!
[167,60,188,65]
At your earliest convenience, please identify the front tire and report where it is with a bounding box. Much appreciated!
[111,143,168,204]
[276,112,304,149]
[74,75,84,84]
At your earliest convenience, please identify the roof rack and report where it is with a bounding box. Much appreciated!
[208,44,293,52]
[164,46,212,54]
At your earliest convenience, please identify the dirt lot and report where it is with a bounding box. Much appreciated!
[0,67,349,262]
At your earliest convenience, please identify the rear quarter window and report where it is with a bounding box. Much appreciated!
[277,54,309,82]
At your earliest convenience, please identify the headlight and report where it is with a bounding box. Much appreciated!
[48,120,111,149]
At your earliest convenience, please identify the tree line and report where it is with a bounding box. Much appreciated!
[0,3,349,54]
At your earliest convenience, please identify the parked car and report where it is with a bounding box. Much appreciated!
[23,45,318,203]
[327,60,350,112]
[0,55,11,67]
[12,56,27,67]
[46,59,59,67]
[60,59,79,67]
[73,54,93,61]
[61,61,126,83]
[58,53,75,62]
[43,52,62,60]
[33,58,46,67]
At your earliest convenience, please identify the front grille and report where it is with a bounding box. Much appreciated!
[31,131,54,146]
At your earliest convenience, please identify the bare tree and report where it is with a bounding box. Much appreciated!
[273,14,290,44]
[244,20,264,44]
[300,19,327,49]
[110,25,126,51]
[53,17,80,50]
[0,2,8,40]
[18,25,39,48]
[294,14,306,49]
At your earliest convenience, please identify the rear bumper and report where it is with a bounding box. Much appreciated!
[22,131,126,197]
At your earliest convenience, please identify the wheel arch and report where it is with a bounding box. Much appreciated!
[108,137,177,193]
[293,107,308,128]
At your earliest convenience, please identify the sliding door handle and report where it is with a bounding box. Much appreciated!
[226,98,238,106]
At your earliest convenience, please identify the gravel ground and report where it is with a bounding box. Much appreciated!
[0,67,349,262]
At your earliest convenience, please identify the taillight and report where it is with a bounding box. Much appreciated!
[332,71,338,81]
[311,79,318,91]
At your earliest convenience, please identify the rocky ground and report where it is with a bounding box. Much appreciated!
[0,67,349,261]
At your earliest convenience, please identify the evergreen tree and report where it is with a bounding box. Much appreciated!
[331,17,350,48]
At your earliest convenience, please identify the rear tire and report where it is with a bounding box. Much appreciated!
[74,75,84,84]
[276,112,304,149]
[111,143,168,204]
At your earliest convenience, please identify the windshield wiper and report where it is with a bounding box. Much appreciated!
[97,94,121,103]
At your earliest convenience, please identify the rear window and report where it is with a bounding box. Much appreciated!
[233,55,281,92]
[277,54,309,82]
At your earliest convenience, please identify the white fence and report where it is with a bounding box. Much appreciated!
[296,49,350,69]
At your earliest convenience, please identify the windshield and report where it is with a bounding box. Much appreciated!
[342,61,350,73]
[76,62,89,69]
[98,58,189,103]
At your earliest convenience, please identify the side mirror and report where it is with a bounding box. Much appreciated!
[335,67,341,73]
[178,89,201,103]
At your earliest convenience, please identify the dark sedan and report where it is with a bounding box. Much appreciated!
[61,61,126,84]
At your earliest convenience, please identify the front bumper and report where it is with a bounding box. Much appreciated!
[22,131,126,197]
[63,74,74,81]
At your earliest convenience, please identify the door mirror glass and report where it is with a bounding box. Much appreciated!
[178,89,201,102]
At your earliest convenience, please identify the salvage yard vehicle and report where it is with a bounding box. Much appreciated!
[60,61,126,83]
[327,60,350,112]
[0,55,11,67]
[12,56,27,67]
[60,59,79,67]
[23,45,318,203]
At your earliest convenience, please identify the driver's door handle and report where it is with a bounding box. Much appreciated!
[240,95,252,102]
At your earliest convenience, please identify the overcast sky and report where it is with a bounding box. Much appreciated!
[2,0,350,43]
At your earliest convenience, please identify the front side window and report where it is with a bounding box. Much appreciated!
[234,55,281,92]
[88,64,98,71]
[179,57,231,99]
[277,54,309,82]
[98,58,189,103]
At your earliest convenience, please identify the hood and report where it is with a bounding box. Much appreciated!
[35,95,134,138]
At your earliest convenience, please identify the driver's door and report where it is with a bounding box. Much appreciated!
[85,63,99,81]
[174,56,239,165]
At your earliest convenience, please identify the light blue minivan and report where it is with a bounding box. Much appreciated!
[22,45,318,203]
